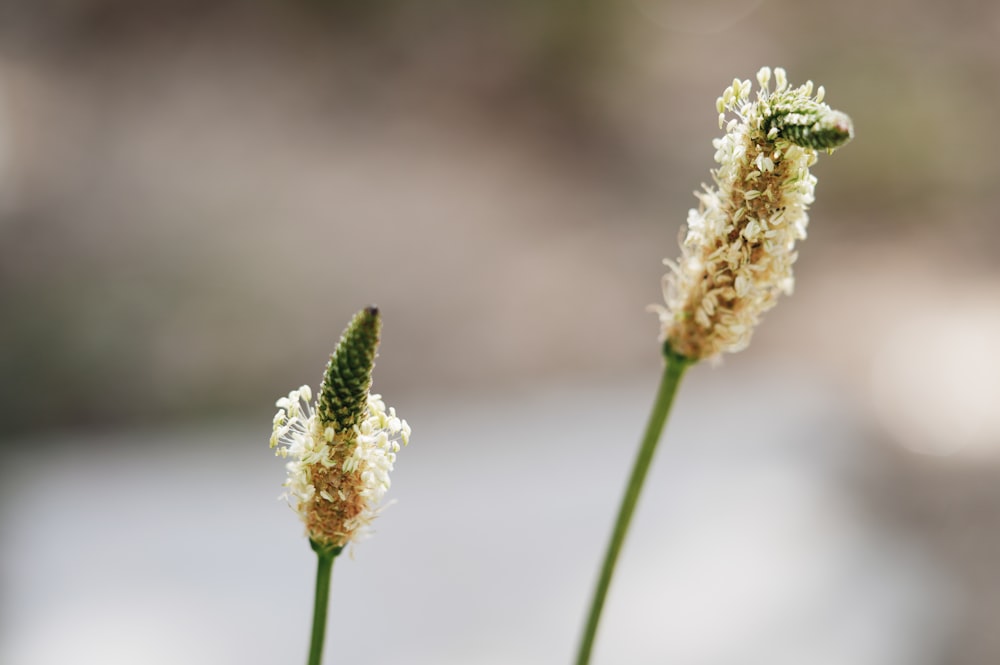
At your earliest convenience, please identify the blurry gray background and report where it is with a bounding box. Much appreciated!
[2,1,999,663]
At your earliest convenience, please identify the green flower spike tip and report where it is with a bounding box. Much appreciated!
[318,306,382,434]
[758,68,853,151]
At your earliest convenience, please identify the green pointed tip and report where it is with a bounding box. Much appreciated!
[317,306,383,433]
[797,109,853,150]
[764,93,854,151]
[769,107,854,150]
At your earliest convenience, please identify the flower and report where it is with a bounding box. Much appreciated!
[653,67,852,361]
[269,307,411,550]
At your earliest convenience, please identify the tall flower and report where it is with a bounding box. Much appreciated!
[577,69,853,665]
[655,67,853,361]
[270,306,410,551]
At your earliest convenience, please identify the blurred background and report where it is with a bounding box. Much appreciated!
[2,0,999,663]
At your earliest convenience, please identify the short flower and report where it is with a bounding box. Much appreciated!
[269,307,410,550]
[654,67,852,361]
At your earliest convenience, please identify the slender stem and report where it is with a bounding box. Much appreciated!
[307,544,339,665]
[574,347,693,665]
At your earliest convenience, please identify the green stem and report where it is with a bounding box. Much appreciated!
[307,542,340,665]
[574,346,693,665]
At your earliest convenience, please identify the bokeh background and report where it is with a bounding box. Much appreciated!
[2,1,1000,663]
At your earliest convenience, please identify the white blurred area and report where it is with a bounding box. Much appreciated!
[870,289,1000,458]
[0,369,956,665]
[2,1,1000,663]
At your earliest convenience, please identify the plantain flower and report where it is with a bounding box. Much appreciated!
[270,307,410,551]
[654,67,853,361]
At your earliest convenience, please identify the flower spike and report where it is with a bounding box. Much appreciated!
[654,67,852,361]
[270,306,410,551]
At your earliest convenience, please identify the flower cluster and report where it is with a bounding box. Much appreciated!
[269,307,410,550]
[655,67,852,361]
